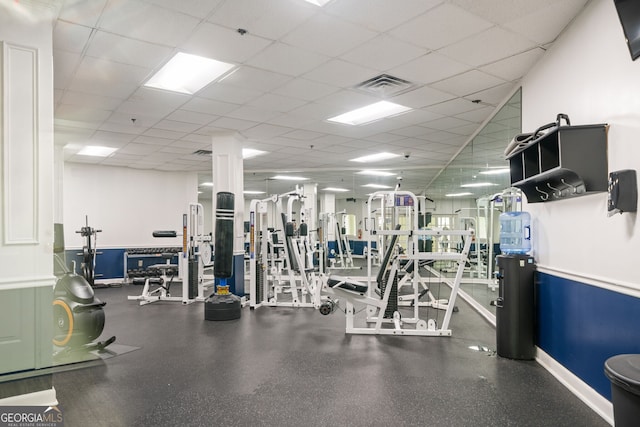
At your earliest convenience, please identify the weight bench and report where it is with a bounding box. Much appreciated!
[128,253,179,306]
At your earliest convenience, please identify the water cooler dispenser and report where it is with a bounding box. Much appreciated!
[496,211,536,360]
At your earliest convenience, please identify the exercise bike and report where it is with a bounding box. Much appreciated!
[53,223,115,356]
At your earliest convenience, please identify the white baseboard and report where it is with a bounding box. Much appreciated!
[536,348,613,425]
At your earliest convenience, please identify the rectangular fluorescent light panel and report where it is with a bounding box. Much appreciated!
[357,170,396,176]
[243,148,266,159]
[460,182,498,188]
[350,152,400,163]
[272,175,308,181]
[77,146,117,157]
[144,52,235,95]
[363,183,392,189]
[323,187,349,192]
[446,192,473,197]
[328,101,412,125]
[243,190,265,195]
[303,0,332,6]
[479,168,510,175]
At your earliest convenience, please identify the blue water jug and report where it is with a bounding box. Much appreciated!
[499,211,531,254]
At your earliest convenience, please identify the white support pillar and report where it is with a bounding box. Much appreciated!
[302,183,317,233]
[211,132,246,295]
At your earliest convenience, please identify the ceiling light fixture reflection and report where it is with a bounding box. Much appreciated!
[243,190,265,195]
[357,170,396,176]
[362,183,392,189]
[328,101,412,125]
[200,182,214,187]
[445,192,473,197]
[323,187,349,192]
[303,0,332,6]
[479,168,510,175]
[243,148,267,159]
[271,175,308,181]
[350,152,400,163]
[77,146,118,157]
[460,182,498,188]
[144,52,235,94]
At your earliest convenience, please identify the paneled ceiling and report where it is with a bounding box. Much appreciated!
[51,0,589,200]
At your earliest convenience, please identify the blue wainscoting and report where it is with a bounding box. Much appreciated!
[536,272,640,400]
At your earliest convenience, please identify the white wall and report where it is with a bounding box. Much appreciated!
[522,0,640,290]
[63,163,198,248]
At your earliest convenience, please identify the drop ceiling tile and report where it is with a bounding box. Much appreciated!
[272,78,340,101]
[226,105,280,123]
[165,110,218,126]
[91,130,138,144]
[57,0,108,27]
[325,0,440,32]
[315,90,379,111]
[389,125,431,138]
[455,106,495,123]
[423,116,473,132]
[55,118,103,131]
[247,42,329,77]
[438,27,537,67]
[463,82,516,107]
[366,132,407,143]
[480,48,546,82]
[74,56,151,86]
[198,83,263,105]
[506,0,588,44]
[171,139,211,151]
[282,13,377,57]
[85,31,173,68]
[209,117,260,131]
[265,113,317,129]
[144,0,223,19]
[117,99,184,119]
[181,97,240,116]
[53,50,81,89]
[67,78,139,99]
[56,104,113,122]
[143,128,187,140]
[98,121,148,135]
[390,86,456,109]
[449,0,559,25]
[388,109,445,125]
[341,35,426,71]
[181,134,213,144]
[106,112,160,128]
[183,22,272,64]
[60,91,123,110]
[389,53,471,85]
[219,66,292,93]
[243,123,293,139]
[302,59,378,88]
[248,93,308,113]
[391,3,493,50]
[286,102,339,121]
[53,20,93,53]
[159,145,196,155]
[282,129,324,140]
[153,120,203,133]
[133,135,174,146]
[208,0,315,40]
[431,70,506,97]
[448,123,481,136]
[99,0,200,46]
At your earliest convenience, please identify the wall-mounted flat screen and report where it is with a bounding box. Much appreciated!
[614,0,640,60]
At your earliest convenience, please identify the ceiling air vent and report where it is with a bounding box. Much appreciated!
[193,149,212,156]
[354,74,417,97]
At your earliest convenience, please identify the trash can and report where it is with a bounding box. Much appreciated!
[604,354,640,427]
[495,254,536,360]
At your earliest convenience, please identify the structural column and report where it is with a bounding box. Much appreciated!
[211,132,245,295]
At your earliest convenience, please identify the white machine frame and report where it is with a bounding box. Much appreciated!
[324,191,473,336]
[248,189,322,309]
[128,203,214,306]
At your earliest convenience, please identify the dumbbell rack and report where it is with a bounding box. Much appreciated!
[123,247,181,283]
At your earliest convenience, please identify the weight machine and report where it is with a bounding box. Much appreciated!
[248,189,322,309]
[76,216,102,287]
[321,191,472,336]
[128,203,214,306]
